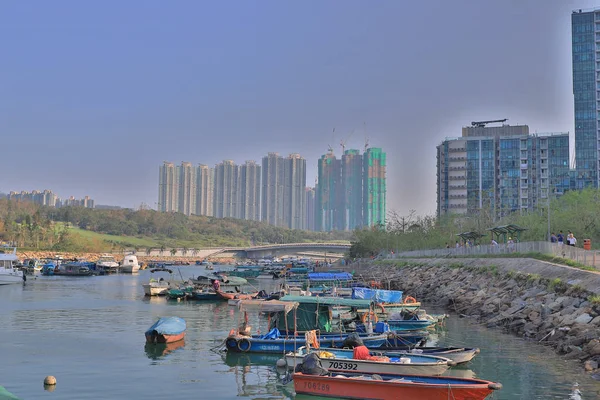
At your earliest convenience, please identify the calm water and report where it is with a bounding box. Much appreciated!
[1,267,599,399]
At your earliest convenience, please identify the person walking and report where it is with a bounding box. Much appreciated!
[550,232,557,243]
[557,231,564,245]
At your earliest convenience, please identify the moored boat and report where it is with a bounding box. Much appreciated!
[145,316,186,343]
[142,268,173,296]
[54,261,94,276]
[95,254,120,274]
[292,369,501,400]
[0,246,24,285]
[377,347,480,365]
[121,254,140,273]
[386,319,434,331]
[285,346,453,376]
[216,289,259,301]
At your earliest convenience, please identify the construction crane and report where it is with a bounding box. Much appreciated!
[471,119,508,128]
[327,128,335,154]
[363,122,369,152]
[340,129,355,154]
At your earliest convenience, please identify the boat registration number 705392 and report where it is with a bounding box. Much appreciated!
[327,361,358,370]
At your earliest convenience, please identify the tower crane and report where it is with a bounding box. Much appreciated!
[470,119,508,128]
[340,129,355,154]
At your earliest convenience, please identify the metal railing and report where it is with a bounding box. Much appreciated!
[394,241,600,270]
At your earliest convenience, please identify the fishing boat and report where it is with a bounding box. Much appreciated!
[225,300,389,354]
[142,268,174,296]
[192,288,220,300]
[54,261,94,276]
[121,254,140,273]
[386,319,434,331]
[378,347,480,365]
[216,289,259,301]
[191,273,248,290]
[292,369,502,400]
[0,246,25,285]
[285,346,454,376]
[145,316,186,343]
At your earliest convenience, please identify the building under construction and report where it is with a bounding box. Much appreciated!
[315,147,387,231]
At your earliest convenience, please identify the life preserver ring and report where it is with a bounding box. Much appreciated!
[237,338,251,352]
[361,311,378,324]
[404,296,417,304]
[226,337,239,350]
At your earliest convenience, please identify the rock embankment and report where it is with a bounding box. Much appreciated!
[357,261,600,376]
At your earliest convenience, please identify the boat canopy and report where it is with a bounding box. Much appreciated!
[150,268,173,273]
[352,287,403,303]
[280,295,373,308]
[308,272,353,281]
[145,317,186,335]
[238,300,299,314]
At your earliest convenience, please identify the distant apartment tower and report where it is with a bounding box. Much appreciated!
[213,160,238,218]
[304,187,316,231]
[195,164,214,216]
[315,151,343,231]
[158,162,179,212]
[7,190,93,208]
[342,149,363,230]
[436,121,570,216]
[178,162,196,216]
[284,153,306,229]
[363,148,386,227]
[261,153,285,226]
[238,161,261,221]
[572,9,600,188]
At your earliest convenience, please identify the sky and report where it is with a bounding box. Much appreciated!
[1,0,597,216]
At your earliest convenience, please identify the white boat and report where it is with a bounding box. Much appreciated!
[285,346,452,376]
[142,268,173,296]
[95,254,120,274]
[0,246,25,285]
[121,255,140,273]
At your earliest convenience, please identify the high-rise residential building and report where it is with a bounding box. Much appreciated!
[304,187,316,231]
[315,151,343,231]
[284,153,306,229]
[363,148,387,227]
[262,152,285,226]
[342,149,363,230]
[158,162,179,212]
[178,162,196,216]
[239,161,261,221]
[436,122,570,217]
[572,9,599,189]
[8,189,68,208]
[195,164,214,216]
[315,147,386,231]
[214,160,238,218]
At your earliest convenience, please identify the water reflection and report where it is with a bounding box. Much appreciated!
[144,340,185,360]
[221,352,287,397]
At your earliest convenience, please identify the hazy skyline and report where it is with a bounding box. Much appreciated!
[1,1,595,216]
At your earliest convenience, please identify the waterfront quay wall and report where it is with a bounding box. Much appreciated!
[345,258,600,374]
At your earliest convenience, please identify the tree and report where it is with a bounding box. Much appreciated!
[170,248,177,256]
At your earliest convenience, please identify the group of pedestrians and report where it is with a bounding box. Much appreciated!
[550,230,577,246]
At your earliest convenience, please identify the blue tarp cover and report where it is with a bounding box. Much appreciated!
[352,287,403,303]
[145,317,186,335]
[308,272,353,281]
[259,328,281,340]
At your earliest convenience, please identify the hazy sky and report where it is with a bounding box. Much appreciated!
[1,1,596,215]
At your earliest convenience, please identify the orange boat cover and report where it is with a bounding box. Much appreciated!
[352,346,370,360]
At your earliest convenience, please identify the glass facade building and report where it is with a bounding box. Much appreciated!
[572,9,599,188]
[437,123,570,217]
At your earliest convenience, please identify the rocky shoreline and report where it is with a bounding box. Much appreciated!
[354,261,600,377]
[16,251,237,265]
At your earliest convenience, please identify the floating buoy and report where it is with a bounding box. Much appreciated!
[44,376,56,386]
[276,358,287,368]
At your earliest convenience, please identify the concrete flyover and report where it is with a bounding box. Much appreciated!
[214,243,351,259]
